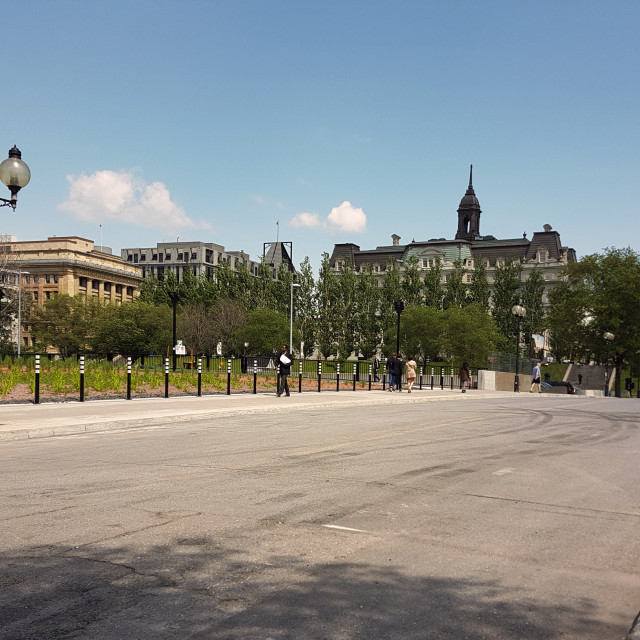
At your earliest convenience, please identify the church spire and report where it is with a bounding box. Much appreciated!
[455,165,482,241]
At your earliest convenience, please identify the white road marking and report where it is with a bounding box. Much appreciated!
[493,467,515,476]
[322,524,371,533]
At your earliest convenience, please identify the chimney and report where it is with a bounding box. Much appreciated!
[392,234,401,247]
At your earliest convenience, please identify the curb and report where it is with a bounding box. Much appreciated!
[0,391,517,441]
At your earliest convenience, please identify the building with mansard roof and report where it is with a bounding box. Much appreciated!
[329,167,576,303]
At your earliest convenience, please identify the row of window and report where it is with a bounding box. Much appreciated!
[140,264,262,280]
[78,278,134,296]
[23,274,59,284]
[127,251,200,264]
[336,252,552,272]
[126,250,252,268]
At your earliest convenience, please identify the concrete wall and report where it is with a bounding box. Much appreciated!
[478,370,532,391]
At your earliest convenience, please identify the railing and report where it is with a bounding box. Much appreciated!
[0,354,481,404]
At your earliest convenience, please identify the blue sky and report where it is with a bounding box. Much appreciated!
[3,0,638,271]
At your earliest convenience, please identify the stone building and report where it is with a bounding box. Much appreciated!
[329,167,576,302]
[120,241,263,281]
[0,236,142,349]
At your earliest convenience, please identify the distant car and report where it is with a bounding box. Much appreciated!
[541,380,578,394]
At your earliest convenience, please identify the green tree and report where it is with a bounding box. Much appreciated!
[236,307,289,357]
[442,304,501,367]
[401,256,423,306]
[30,295,102,356]
[355,263,381,358]
[548,248,640,396]
[315,253,340,358]
[294,257,316,358]
[399,305,444,364]
[176,301,220,356]
[520,269,546,356]
[252,261,277,309]
[546,279,589,362]
[491,259,522,349]
[444,260,467,308]
[468,259,490,311]
[422,257,444,308]
[379,259,402,331]
[335,259,359,358]
[90,301,171,355]
[208,297,248,357]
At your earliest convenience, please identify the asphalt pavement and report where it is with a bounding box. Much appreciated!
[2,385,638,638]
[0,386,524,441]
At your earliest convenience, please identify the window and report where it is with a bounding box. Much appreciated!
[177,253,183,261]
[53,275,58,284]
[140,254,146,261]
[127,255,133,261]
[33,275,39,284]
[165,253,171,261]
[25,275,30,284]
[466,275,472,283]
[152,253,158,261]
[33,292,38,301]
[126,287,133,297]
[45,275,51,284]
[133,254,139,263]
[104,282,111,292]
[115,285,123,294]
[191,253,197,260]
[45,291,51,300]
[92,280,99,290]
[79,277,87,288]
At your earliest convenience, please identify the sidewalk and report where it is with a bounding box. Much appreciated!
[0,388,517,441]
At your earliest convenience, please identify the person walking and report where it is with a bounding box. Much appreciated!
[530,362,542,393]
[276,344,292,397]
[387,352,402,391]
[406,356,417,393]
[459,361,471,393]
[372,355,380,382]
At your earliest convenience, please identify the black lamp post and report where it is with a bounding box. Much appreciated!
[394,300,404,354]
[603,331,614,396]
[0,146,31,210]
[168,291,179,371]
[512,304,526,392]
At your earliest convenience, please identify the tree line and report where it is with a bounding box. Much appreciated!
[4,247,639,387]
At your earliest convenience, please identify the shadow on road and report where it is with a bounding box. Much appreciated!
[0,537,615,639]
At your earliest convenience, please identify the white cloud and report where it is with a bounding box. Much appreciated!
[58,170,211,232]
[327,201,367,233]
[290,212,322,228]
[289,201,366,234]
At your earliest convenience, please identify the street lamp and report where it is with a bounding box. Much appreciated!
[394,300,404,355]
[290,281,301,355]
[604,331,614,396]
[512,304,527,392]
[0,146,31,210]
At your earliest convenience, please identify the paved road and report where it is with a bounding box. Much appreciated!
[1,394,639,639]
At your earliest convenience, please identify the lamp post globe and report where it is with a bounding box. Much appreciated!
[0,146,31,210]
[511,304,527,392]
